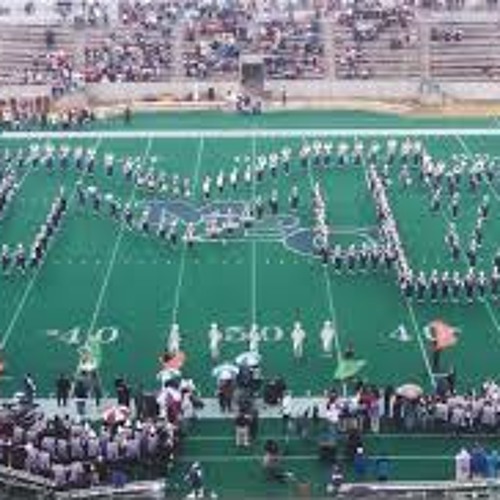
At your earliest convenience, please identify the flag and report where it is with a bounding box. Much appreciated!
[334,358,366,381]
[79,335,102,373]
[430,320,457,351]
[87,335,102,368]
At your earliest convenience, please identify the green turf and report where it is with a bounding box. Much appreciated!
[1,111,500,494]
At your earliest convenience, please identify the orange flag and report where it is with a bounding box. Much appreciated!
[431,320,457,351]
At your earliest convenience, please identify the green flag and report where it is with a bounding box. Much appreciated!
[78,335,101,373]
[87,335,102,369]
[334,358,366,381]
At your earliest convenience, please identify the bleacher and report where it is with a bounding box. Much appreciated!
[0,2,499,96]
[428,18,500,81]
[332,11,421,80]
[0,24,76,85]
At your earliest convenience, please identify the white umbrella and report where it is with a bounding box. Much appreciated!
[396,383,423,400]
[212,363,239,379]
[235,351,261,367]
[102,405,130,425]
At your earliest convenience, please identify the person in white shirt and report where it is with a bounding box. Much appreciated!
[168,323,181,354]
[320,320,336,355]
[455,448,471,481]
[291,321,306,359]
[208,323,223,360]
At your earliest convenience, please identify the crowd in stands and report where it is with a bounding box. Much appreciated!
[183,3,325,80]
[2,352,500,493]
[84,1,177,83]
[261,14,325,79]
[3,0,500,89]
[24,50,81,97]
[0,369,199,491]
[183,4,251,79]
[84,31,173,83]
[335,2,417,79]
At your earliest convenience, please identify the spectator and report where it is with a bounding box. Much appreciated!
[73,377,88,421]
[23,373,36,405]
[235,411,250,447]
[56,373,71,407]
[455,447,471,481]
[354,447,368,480]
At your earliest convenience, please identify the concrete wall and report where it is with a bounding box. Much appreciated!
[2,78,500,106]
[84,79,500,104]
[0,84,51,100]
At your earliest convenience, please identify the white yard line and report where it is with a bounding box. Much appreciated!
[169,136,205,325]
[86,135,153,336]
[250,132,257,325]
[0,137,104,350]
[6,127,500,140]
[301,142,343,367]
[404,299,436,388]
[177,454,454,463]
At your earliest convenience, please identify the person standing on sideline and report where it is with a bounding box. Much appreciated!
[281,87,287,107]
[281,392,293,443]
[56,374,71,407]
[235,412,250,447]
[23,373,36,405]
[320,320,336,356]
[291,321,306,359]
[455,448,471,481]
[208,323,223,361]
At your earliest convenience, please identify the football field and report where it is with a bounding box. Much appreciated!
[0,113,500,402]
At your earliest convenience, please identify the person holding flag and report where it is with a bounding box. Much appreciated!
[78,334,102,375]
[427,319,458,373]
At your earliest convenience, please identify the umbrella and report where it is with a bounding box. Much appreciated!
[164,351,186,370]
[212,363,239,380]
[333,358,366,381]
[102,405,130,425]
[235,351,261,367]
[396,383,423,400]
[157,367,182,385]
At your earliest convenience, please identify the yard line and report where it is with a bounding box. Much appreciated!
[86,136,153,337]
[7,127,500,140]
[176,454,454,463]
[404,299,436,388]
[250,132,257,325]
[169,136,205,325]
[302,142,343,367]
[183,432,500,441]
[0,137,104,350]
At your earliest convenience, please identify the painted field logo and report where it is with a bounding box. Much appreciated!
[46,326,119,347]
[222,325,284,343]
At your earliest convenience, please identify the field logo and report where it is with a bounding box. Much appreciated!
[46,326,119,347]
[222,325,284,343]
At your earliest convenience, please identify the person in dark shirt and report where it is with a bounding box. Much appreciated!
[56,374,71,407]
